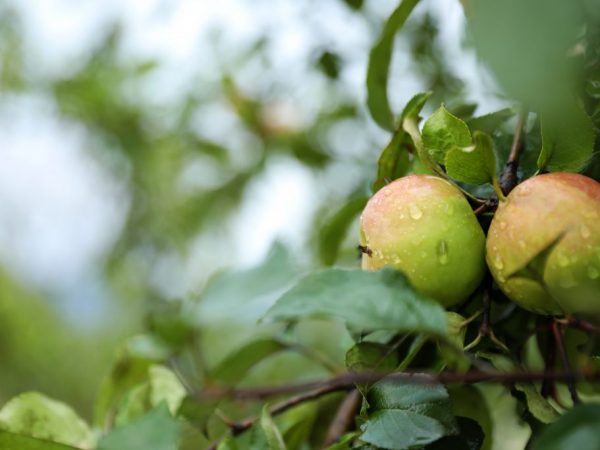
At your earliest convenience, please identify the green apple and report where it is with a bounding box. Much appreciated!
[360,175,486,307]
[487,173,600,316]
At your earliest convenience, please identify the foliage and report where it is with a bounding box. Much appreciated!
[1,0,600,449]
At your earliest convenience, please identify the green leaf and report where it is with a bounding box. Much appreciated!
[422,105,472,164]
[260,406,287,450]
[532,404,600,450]
[425,417,484,450]
[466,108,514,134]
[346,342,399,373]
[148,365,186,414]
[537,103,596,173]
[0,392,94,449]
[372,93,431,191]
[366,0,422,130]
[447,386,492,450]
[211,339,288,384]
[445,131,497,185]
[263,268,448,336]
[326,432,358,450]
[319,197,369,265]
[98,404,181,450]
[361,380,458,449]
[217,436,239,450]
[0,430,79,450]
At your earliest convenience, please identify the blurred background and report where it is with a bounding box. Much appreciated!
[0,0,506,419]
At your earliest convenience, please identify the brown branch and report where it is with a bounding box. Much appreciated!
[321,390,361,448]
[198,368,600,403]
[499,109,528,195]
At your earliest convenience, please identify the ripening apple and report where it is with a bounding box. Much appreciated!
[360,175,486,307]
[487,173,600,317]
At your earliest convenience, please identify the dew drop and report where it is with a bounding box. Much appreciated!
[409,204,423,220]
[499,221,507,230]
[581,224,591,239]
[437,240,449,265]
[445,203,454,215]
[493,255,504,270]
[588,266,600,280]
[518,240,526,249]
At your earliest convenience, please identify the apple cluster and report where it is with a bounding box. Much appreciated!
[360,173,600,318]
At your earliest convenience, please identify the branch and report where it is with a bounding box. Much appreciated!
[198,368,600,402]
[321,390,362,448]
[552,320,580,404]
[499,109,528,195]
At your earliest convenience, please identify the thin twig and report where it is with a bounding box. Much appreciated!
[499,109,528,195]
[552,320,580,405]
[321,390,362,448]
[206,384,352,450]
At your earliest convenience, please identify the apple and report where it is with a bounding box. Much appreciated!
[487,173,600,316]
[360,174,486,307]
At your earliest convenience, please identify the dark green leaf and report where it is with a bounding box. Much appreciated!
[372,92,431,191]
[537,103,596,173]
[317,51,341,79]
[98,404,181,450]
[426,417,484,450]
[0,430,79,450]
[447,386,492,450]
[319,197,368,265]
[361,380,457,449]
[532,404,600,450]
[366,0,422,130]
[466,108,514,134]
[422,105,472,164]
[346,342,399,373]
[263,268,448,336]
[445,131,497,185]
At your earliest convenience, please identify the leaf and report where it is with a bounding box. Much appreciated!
[422,105,472,164]
[260,406,287,450]
[97,404,181,450]
[0,430,79,450]
[445,131,497,185]
[537,103,596,173]
[346,342,399,373]
[466,108,514,134]
[0,392,94,449]
[372,93,431,191]
[425,417,484,450]
[360,380,458,449]
[319,197,369,265]
[211,339,288,384]
[532,404,600,450]
[148,365,186,414]
[326,432,358,450]
[263,268,448,336]
[447,386,492,450]
[366,0,422,130]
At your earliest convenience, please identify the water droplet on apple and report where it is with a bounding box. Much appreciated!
[437,240,449,265]
[588,266,599,280]
[499,221,507,230]
[518,240,526,249]
[445,203,454,215]
[409,204,423,220]
[493,255,504,270]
